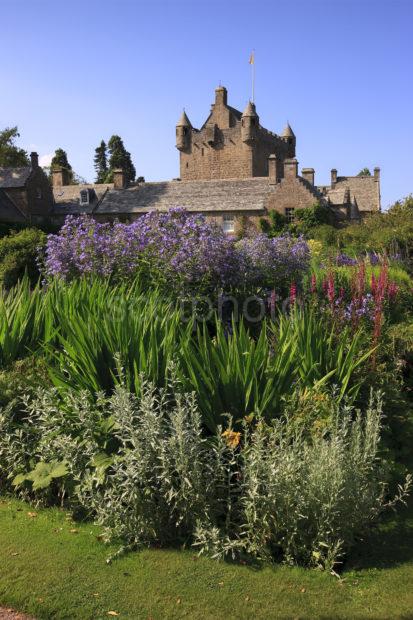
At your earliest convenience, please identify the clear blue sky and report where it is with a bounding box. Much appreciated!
[1,0,412,208]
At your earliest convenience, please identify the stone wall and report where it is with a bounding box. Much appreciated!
[265,174,320,216]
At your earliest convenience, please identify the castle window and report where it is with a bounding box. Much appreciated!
[285,208,295,223]
[222,213,235,233]
[36,187,42,199]
[201,148,204,156]
[186,162,189,168]
[183,127,188,135]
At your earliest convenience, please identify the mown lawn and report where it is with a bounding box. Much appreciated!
[0,497,412,620]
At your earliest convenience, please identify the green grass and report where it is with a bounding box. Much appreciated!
[0,498,413,619]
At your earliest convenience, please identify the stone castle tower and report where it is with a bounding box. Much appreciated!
[176,86,295,181]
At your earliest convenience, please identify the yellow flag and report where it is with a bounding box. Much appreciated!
[249,52,254,65]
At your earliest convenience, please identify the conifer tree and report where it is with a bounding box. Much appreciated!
[51,148,74,183]
[94,140,108,183]
[107,135,136,183]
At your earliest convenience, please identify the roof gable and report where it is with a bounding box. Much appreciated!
[0,167,32,189]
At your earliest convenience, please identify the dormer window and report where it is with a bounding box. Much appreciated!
[80,189,90,205]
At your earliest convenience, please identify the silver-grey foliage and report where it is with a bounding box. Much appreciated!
[0,382,410,569]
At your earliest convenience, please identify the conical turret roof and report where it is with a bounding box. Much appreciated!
[177,110,192,127]
[282,123,295,138]
[242,101,258,117]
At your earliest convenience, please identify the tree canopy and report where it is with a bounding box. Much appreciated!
[107,135,136,183]
[94,140,108,184]
[51,148,74,184]
[357,168,372,176]
[0,127,30,168]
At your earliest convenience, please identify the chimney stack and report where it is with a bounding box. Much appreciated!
[268,154,278,185]
[52,166,70,187]
[331,168,337,188]
[30,152,39,169]
[301,168,315,186]
[113,169,127,189]
[214,86,228,106]
[284,158,298,179]
[374,167,380,181]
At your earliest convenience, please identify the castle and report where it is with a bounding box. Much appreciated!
[0,86,381,229]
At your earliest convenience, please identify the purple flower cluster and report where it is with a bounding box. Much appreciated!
[44,210,310,293]
[344,294,375,321]
[336,253,358,267]
[237,234,310,288]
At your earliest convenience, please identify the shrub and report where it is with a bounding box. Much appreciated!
[2,382,409,569]
[43,212,310,297]
[0,228,46,288]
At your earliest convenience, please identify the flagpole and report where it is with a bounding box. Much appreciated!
[251,50,255,103]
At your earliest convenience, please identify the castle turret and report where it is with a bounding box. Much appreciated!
[176,110,192,151]
[282,123,296,157]
[241,101,259,144]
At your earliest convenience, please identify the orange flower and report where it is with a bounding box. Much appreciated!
[222,430,241,449]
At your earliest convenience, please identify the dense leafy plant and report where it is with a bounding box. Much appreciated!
[0,228,46,287]
[0,277,44,367]
[0,126,29,167]
[1,381,409,570]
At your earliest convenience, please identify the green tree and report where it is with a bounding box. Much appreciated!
[51,148,74,184]
[357,168,371,176]
[294,202,331,232]
[94,140,108,184]
[107,135,136,183]
[0,127,29,167]
[259,210,287,237]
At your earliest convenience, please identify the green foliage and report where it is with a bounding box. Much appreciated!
[0,277,44,367]
[294,202,331,232]
[358,168,372,176]
[43,278,192,396]
[93,140,108,183]
[0,228,46,288]
[308,224,339,247]
[339,196,413,256]
[107,135,136,183]
[1,381,407,569]
[259,211,287,237]
[13,459,68,490]
[179,310,373,431]
[50,148,74,184]
[0,126,29,167]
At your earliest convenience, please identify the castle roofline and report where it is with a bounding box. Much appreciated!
[176,110,192,127]
[282,123,295,138]
[242,101,258,117]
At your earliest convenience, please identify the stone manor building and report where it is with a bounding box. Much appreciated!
[0,86,381,229]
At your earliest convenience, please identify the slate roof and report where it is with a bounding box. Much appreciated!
[324,176,380,212]
[96,178,271,215]
[0,167,32,188]
[0,189,27,222]
[52,183,113,214]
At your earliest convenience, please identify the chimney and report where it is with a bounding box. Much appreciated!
[30,152,39,169]
[268,155,278,185]
[284,158,298,179]
[215,86,228,106]
[52,166,70,187]
[331,168,337,188]
[113,169,127,189]
[301,167,315,186]
[374,167,380,181]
